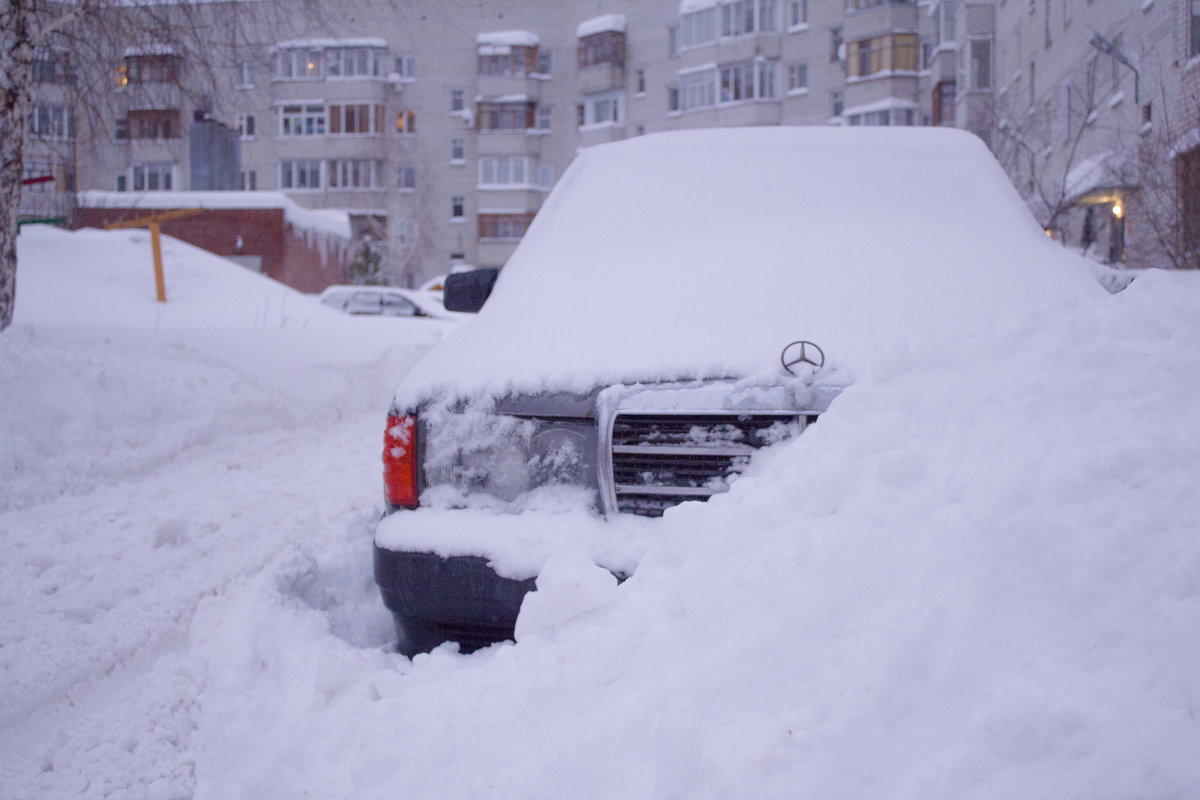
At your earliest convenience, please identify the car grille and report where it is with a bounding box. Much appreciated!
[609,413,803,517]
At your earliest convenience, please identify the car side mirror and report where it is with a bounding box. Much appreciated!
[443,268,499,313]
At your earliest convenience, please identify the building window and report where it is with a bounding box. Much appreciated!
[275,48,322,80]
[451,89,464,112]
[581,90,624,125]
[668,25,680,56]
[328,159,381,189]
[478,156,538,187]
[847,107,916,126]
[787,63,808,92]
[680,69,717,110]
[720,0,756,37]
[132,162,174,191]
[932,80,956,125]
[719,60,778,102]
[478,101,535,131]
[280,104,326,136]
[578,31,626,69]
[32,48,72,84]
[846,33,918,78]
[536,105,553,131]
[29,103,75,139]
[395,165,416,190]
[845,0,917,8]
[538,50,552,74]
[681,6,718,48]
[968,39,991,89]
[789,0,808,27]
[832,90,843,116]
[278,159,321,190]
[396,219,418,245]
[237,113,256,139]
[831,27,843,62]
[116,174,127,192]
[452,196,464,218]
[123,53,178,84]
[636,68,646,94]
[126,109,179,140]
[394,54,415,79]
[396,109,416,134]
[1191,0,1200,59]
[239,170,257,190]
[478,212,535,241]
[115,116,128,140]
[478,45,537,77]
[329,103,383,135]
[451,138,465,162]
[237,59,254,88]
[326,47,383,78]
[1044,0,1053,48]
[668,86,680,111]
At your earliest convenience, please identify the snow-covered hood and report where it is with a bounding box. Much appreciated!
[394,127,1103,408]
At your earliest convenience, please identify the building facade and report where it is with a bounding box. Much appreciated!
[48,0,1200,284]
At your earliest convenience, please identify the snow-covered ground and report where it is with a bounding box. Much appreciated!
[2,223,1200,799]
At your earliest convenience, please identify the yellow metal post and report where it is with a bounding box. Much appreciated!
[149,220,167,303]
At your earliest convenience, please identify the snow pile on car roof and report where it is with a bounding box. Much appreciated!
[397,127,1102,404]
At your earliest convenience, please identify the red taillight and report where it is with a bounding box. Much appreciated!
[383,412,419,508]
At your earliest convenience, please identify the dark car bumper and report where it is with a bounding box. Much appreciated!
[373,545,537,654]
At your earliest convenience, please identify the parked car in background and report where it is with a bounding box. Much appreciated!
[372,127,1104,656]
[318,285,467,320]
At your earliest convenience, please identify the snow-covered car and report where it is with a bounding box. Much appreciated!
[318,284,464,320]
[373,127,1101,655]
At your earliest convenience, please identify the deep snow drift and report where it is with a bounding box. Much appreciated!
[2,223,1199,799]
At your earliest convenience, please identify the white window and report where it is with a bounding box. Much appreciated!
[451,138,465,161]
[237,113,256,139]
[789,0,808,28]
[787,63,808,92]
[758,59,778,98]
[680,68,717,110]
[29,103,74,139]
[131,162,174,191]
[668,25,680,56]
[721,0,755,37]
[581,90,624,125]
[478,156,538,187]
[237,59,255,88]
[328,159,382,189]
[718,60,777,102]
[239,170,257,190]
[394,54,415,79]
[326,48,382,78]
[451,89,464,112]
[396,218,418,244]
[280,104,326,136]
[279,159,321,190]
[759,0,778,32]
[537,50,552,74]
[275,48,322,80]
[536,105,553,130]
[395,165,416,190]
[847,108,916,126]
[680,7,717,48]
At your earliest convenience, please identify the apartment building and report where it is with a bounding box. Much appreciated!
[20,44,77,225]
[62,0,1200,285]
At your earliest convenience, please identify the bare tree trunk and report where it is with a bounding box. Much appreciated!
[0,1,35,332]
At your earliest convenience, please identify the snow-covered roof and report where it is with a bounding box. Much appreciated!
[476,30,540,48]
[122,44,177,57]
[679,0,718,13]
[77,190,353,240]
[577,13,627,38]
[272,38,387,51]
[395,127,1102,405]
[1063,150,1130,202]
[478,94,532,103]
